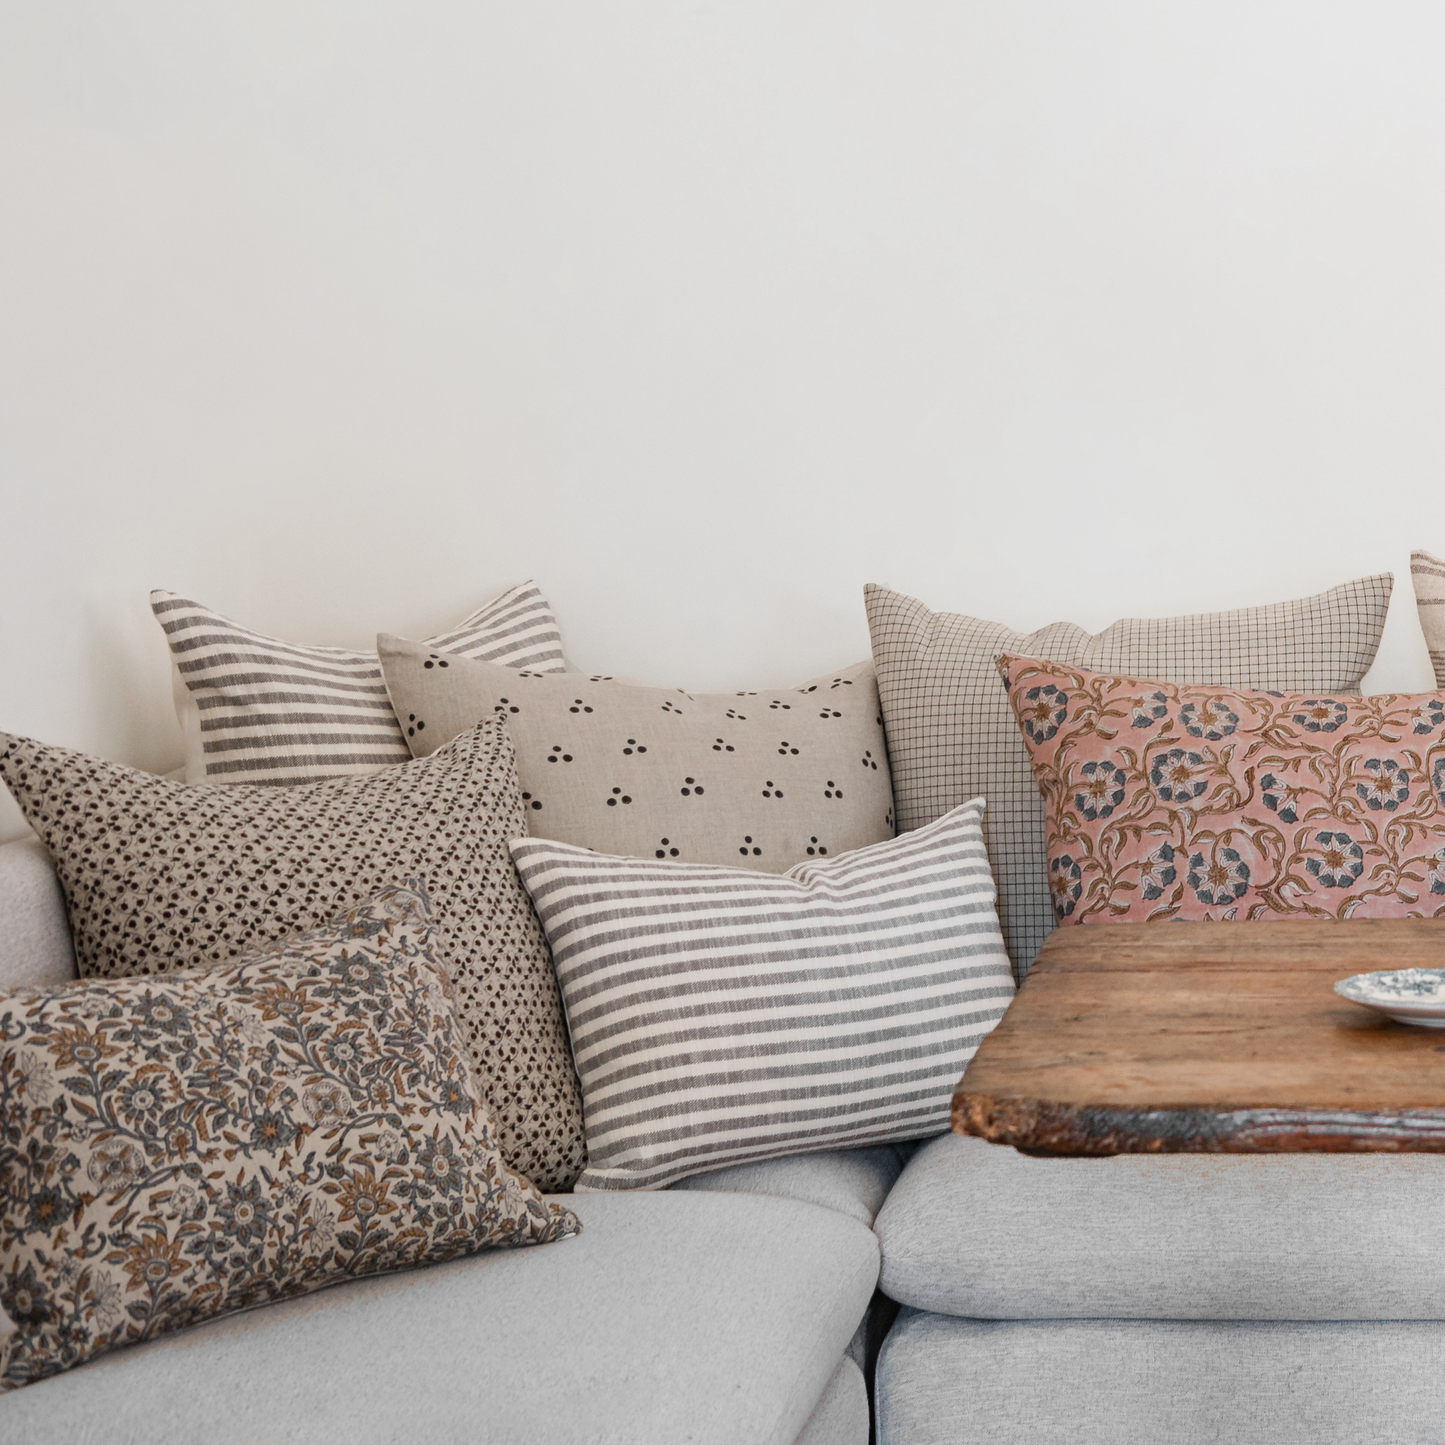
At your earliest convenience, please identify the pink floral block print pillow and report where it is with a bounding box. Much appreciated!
[998,652,1445,925]
[0,886,579,1392]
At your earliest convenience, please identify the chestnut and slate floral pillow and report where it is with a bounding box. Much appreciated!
[999,652,1445,924]
[0,887,580,1392]
[0,723,586,1195]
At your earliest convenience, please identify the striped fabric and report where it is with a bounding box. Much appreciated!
[151,581,566,785]
[1411,549,1445,688]
[510,800,1016,1192]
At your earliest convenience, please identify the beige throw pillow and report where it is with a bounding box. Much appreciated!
[378,636,895,872]
[0,724,585,1193]
[1411,550,1445,688]
[865,574,1394,976]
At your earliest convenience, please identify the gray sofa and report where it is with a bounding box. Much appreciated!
[0,835,887,1444]
[9,830,1444,1445]
[873,1131,1445,1443]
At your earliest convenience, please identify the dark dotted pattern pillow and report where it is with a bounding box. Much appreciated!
[377,636,896,871]
[0,724,585,1193]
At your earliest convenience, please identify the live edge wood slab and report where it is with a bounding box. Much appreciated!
[953,919,1445,1155]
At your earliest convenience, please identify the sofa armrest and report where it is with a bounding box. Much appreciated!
[0,834,77,990]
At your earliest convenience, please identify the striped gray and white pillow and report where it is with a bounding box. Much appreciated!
[509,800,1015,1192]
[151,581,566,785]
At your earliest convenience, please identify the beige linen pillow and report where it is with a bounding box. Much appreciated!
[0,723,585,1193]
[1411,550,1445,688]
[378,635,895,871]
[865,574,1394,976]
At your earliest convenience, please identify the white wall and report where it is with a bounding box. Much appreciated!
[3,2,1442,842]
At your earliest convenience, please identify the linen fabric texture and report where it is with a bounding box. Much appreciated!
[0,725,585,1193]
[877,1132,1445,1322]
[0,888,579,1392]
[1411,549,1445,688]
[999,652,1445,923]
[875,1313,1445,1445]
[377,634,895,872]
[864,575,1393,975]
[1,1191,879,1445]
[509,801,1015,1192]
[151,581,566,786]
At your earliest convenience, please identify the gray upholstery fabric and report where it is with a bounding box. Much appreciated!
[876,1309,1445,1445]
[793,1356,868,1445]
[672,1144,910,1389]
[0,1191,880,1445]
[0,835,75,990]
[671,1144,911,1227]
[878,1132,1445,1320]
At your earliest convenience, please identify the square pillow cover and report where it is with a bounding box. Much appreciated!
[1411,549,1445,689]
[0,723,585,1193]
[152,581,566,786]
[865,574,1394,974]
[999,652,1445,924]
[0,888,579,1392]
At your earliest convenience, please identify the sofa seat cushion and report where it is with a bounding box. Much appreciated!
[877,1132,1445,1320]
[795,1355,868,1445]
[876,1309,1445,1445]
[670,1145,912,1227]
[0,1190,880,1445]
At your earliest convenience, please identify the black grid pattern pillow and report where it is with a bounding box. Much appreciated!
[151,581,566,785]
[865,575,1393,978]
[510,800,1015,1192]
[1411,550,1445,688]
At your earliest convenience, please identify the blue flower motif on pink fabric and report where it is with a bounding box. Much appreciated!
[1021,685,1068,745]
[1075,759,1126,822]
[1357,759,1410,812]
[1305,831,1364,889]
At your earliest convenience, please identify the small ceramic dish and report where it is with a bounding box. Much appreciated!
[1335,968,1445,1027]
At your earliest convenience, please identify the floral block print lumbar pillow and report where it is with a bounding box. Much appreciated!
[377,633,895,872]
[0,723,585,1194]
[0,886,579,1392]
[510,801,1015,1191]
[998,652,1445,924]
[151,580,567,786]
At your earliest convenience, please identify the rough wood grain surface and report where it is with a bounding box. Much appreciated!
[952,919,1445,1154]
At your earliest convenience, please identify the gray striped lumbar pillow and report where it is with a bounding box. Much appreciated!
[151,581,566,785]
[510,799,1015,1191]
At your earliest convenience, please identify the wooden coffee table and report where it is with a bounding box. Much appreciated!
[953,918,1445,1154]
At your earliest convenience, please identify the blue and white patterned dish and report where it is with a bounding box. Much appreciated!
[1335,968,1445,1027]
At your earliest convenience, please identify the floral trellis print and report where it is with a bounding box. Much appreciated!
[999,653,1445,925]
[0,886,579,1391]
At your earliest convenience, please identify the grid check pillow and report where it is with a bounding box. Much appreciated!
[865,575,1393,978]
[509,800,1015,1192]
[1411,550,1445,688]
[151,581,566,785]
